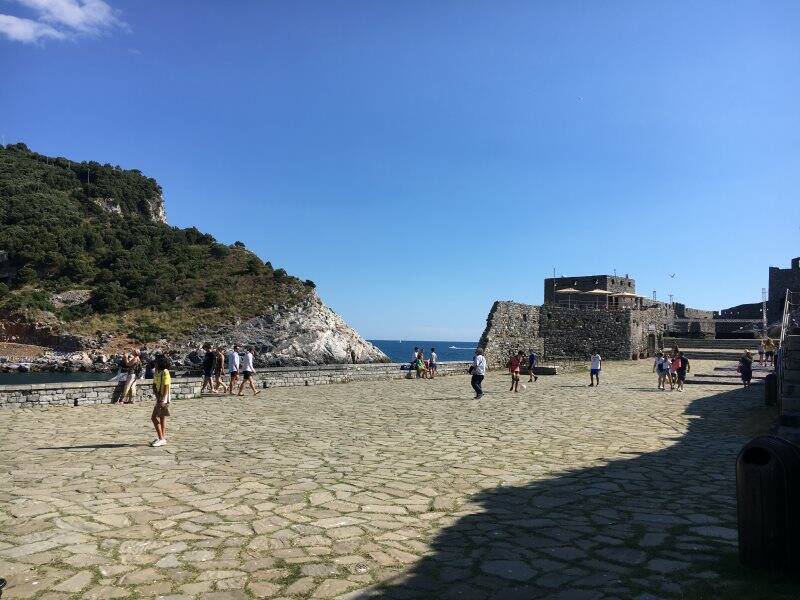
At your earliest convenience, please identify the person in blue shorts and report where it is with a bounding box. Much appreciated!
[527,351,538,383]
[589,351,602,386]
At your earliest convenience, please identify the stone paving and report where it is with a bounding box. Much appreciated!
[0,361,787,599]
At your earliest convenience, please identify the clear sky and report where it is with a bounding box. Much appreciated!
[2,1,799,340]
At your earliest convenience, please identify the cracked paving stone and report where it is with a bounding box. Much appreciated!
[0,362,778,598]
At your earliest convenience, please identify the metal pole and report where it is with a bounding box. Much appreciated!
[762,287,767,337]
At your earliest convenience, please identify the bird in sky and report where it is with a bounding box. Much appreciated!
[669,273,676,278]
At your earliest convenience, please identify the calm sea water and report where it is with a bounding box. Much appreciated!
[369,340,477,363]
[0,341,476,385]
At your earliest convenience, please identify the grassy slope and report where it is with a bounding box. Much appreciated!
[0,144,311,342]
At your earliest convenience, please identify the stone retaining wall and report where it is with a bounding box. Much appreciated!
[0,361,471,408]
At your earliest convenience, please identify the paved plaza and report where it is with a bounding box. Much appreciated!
[0,362,792,599]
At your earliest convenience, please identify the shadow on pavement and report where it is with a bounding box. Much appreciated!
[362,384,800,599]
[35,443,143,450]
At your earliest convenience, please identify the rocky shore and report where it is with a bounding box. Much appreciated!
[0,293,388,375]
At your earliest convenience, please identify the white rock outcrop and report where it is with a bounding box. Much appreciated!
[191,293,388,366]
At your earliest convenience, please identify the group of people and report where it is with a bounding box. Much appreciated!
[653,347,690,391]
[199,343,261,396]
[114,343,261,448]
[410,347,438,379]
[507,350,540,392]
[756,338,777,367]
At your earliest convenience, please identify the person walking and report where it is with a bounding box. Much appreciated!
[238,346,261,396]
[227,344,241,394]
[428,347,437,379]
[527,350,539,383]
[676,351,690,391]
[653,351,668,390]
[150,354,171,447]
[589,351,602,387]
[471,347,486,399]
[509,351,524,392]
[212,345,226,392]
[739,350,754,387]
[200,343,216,394]
[757,339,765,366]
[670,352,683,391]
[764,338,775,366]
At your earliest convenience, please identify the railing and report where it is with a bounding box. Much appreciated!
[778,290,798,408]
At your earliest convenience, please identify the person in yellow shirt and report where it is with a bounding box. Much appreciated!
[764,338,776,366]
[150,355,171,447]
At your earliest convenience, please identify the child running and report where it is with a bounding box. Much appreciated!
[150,354,171,447]
[654,351,668,390]
[671,352,683,391]
[527,350,539,383]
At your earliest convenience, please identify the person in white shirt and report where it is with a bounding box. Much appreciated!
[589,351,602,387]
[471,347,487,399]
[227,344,241,394]
[237,346,261,396]
[428,347,438,379]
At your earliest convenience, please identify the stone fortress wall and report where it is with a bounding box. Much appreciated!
[769,257,800,323]
[0,361,471,408]
[478,300,669,367]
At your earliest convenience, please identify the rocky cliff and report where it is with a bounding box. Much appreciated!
[189,293,387,366]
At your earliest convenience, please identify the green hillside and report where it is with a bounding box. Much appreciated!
[0,143,313,341]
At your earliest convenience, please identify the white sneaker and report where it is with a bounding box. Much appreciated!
[150,439,159,447]
[153,439,166,447]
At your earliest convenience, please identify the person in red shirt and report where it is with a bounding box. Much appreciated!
[509,350,524,392]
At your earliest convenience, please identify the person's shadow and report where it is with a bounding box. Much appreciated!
[359,385,800,599]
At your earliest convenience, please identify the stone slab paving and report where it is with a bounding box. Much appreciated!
[0,361,788,599]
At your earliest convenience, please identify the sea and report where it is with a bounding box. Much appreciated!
[368,340,477,364]
[0,340,477,385]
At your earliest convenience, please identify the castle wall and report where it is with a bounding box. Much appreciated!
[477,301,543,368]
[479,301,669,365]
[769,258,800,323]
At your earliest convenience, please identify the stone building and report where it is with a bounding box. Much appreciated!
[478,299,670,367]
[479,273,711,367]
[544,274,640,309]
[768,257,800,323]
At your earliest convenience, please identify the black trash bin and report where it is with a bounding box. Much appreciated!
[764,373,778,406]
[736,436,800,571]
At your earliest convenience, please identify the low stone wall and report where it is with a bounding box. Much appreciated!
[0,361,471,408]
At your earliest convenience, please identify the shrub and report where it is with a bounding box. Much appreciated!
[90,282,128,312]
[200,289,222,308]
[2,289,54,312]
[16,265,37,283]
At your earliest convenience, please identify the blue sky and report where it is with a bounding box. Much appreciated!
[2,1,799,340]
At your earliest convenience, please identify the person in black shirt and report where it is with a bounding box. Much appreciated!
[676,352,690,391]
[200,342,216,393]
